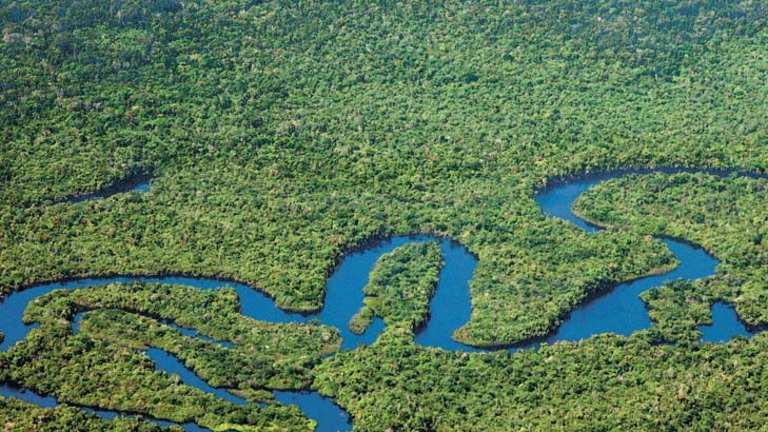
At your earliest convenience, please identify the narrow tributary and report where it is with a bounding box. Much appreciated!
[1,169,760,431]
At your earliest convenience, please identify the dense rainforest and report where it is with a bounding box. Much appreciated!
[2,0,768,430]
[0,397,168,432]
[575,173,768,341]
[349,241,443,334]
[2,282,333,430]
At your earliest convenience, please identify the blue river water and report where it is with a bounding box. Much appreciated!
[0,169,760,431]
[0,383,208,431]
[698,302,753,343]
[145,348,247,406]
[273,391,352,432]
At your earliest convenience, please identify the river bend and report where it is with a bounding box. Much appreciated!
[0,169,760,431]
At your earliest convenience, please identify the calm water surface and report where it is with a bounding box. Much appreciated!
[1,170,759,431]
[0,383,208,431]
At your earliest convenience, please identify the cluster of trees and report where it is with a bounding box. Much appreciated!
[1,282,333,431]
[1,325,312,431]
[0,161,677,346]
[0,397,166,432]
[1,0,767,349]
[25,282,340,390]
[575,173,768,332]
[315,327,768,431]
[641,279,720,343]
[2,0,768,428]
[349,242,443,334]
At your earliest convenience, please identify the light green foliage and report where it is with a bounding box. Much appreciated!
[350,241,443,334]
[1,282,336,430]
[315,327,768,431]
[1,0,767,346]
[2,0,768,429]
[576,173,768,328]
[0,325,312,431]
[0,397,168,432]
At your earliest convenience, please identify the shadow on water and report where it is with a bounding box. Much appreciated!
[66,176,151,204]
[2,168,765,430]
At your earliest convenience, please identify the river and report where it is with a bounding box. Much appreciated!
[0,169,759,431]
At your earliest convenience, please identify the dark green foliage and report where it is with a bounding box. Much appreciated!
[24,282,340,390]
[2,0,768,346]
[0,173,676,346]
[349,242,443,334]
[0,397,167,432]
[347,306,375,336]
[2,0,768,429]
[576,173,768,328]
[641,280,715,344]
[77,309,309,392]
[315,327,768,431]
[1,282,335,430]
[0,325,313,431]
[26,282,340,365]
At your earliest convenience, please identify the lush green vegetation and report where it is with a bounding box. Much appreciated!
[1,282,337,431]
[311,202,757,432]
[0,183,675,346]
[0,397,167,432]
[315,327,768,431]
[2,0,768,347]
[575,173,768,335]
[1,326,313,431]
[641,280,719,344]
[25,282,340,388]
[349,241,443,334]
[3,0,768,429]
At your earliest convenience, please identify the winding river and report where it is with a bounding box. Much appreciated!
[0,169,760,431]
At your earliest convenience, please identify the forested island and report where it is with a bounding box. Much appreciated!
[2,1,768,431]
